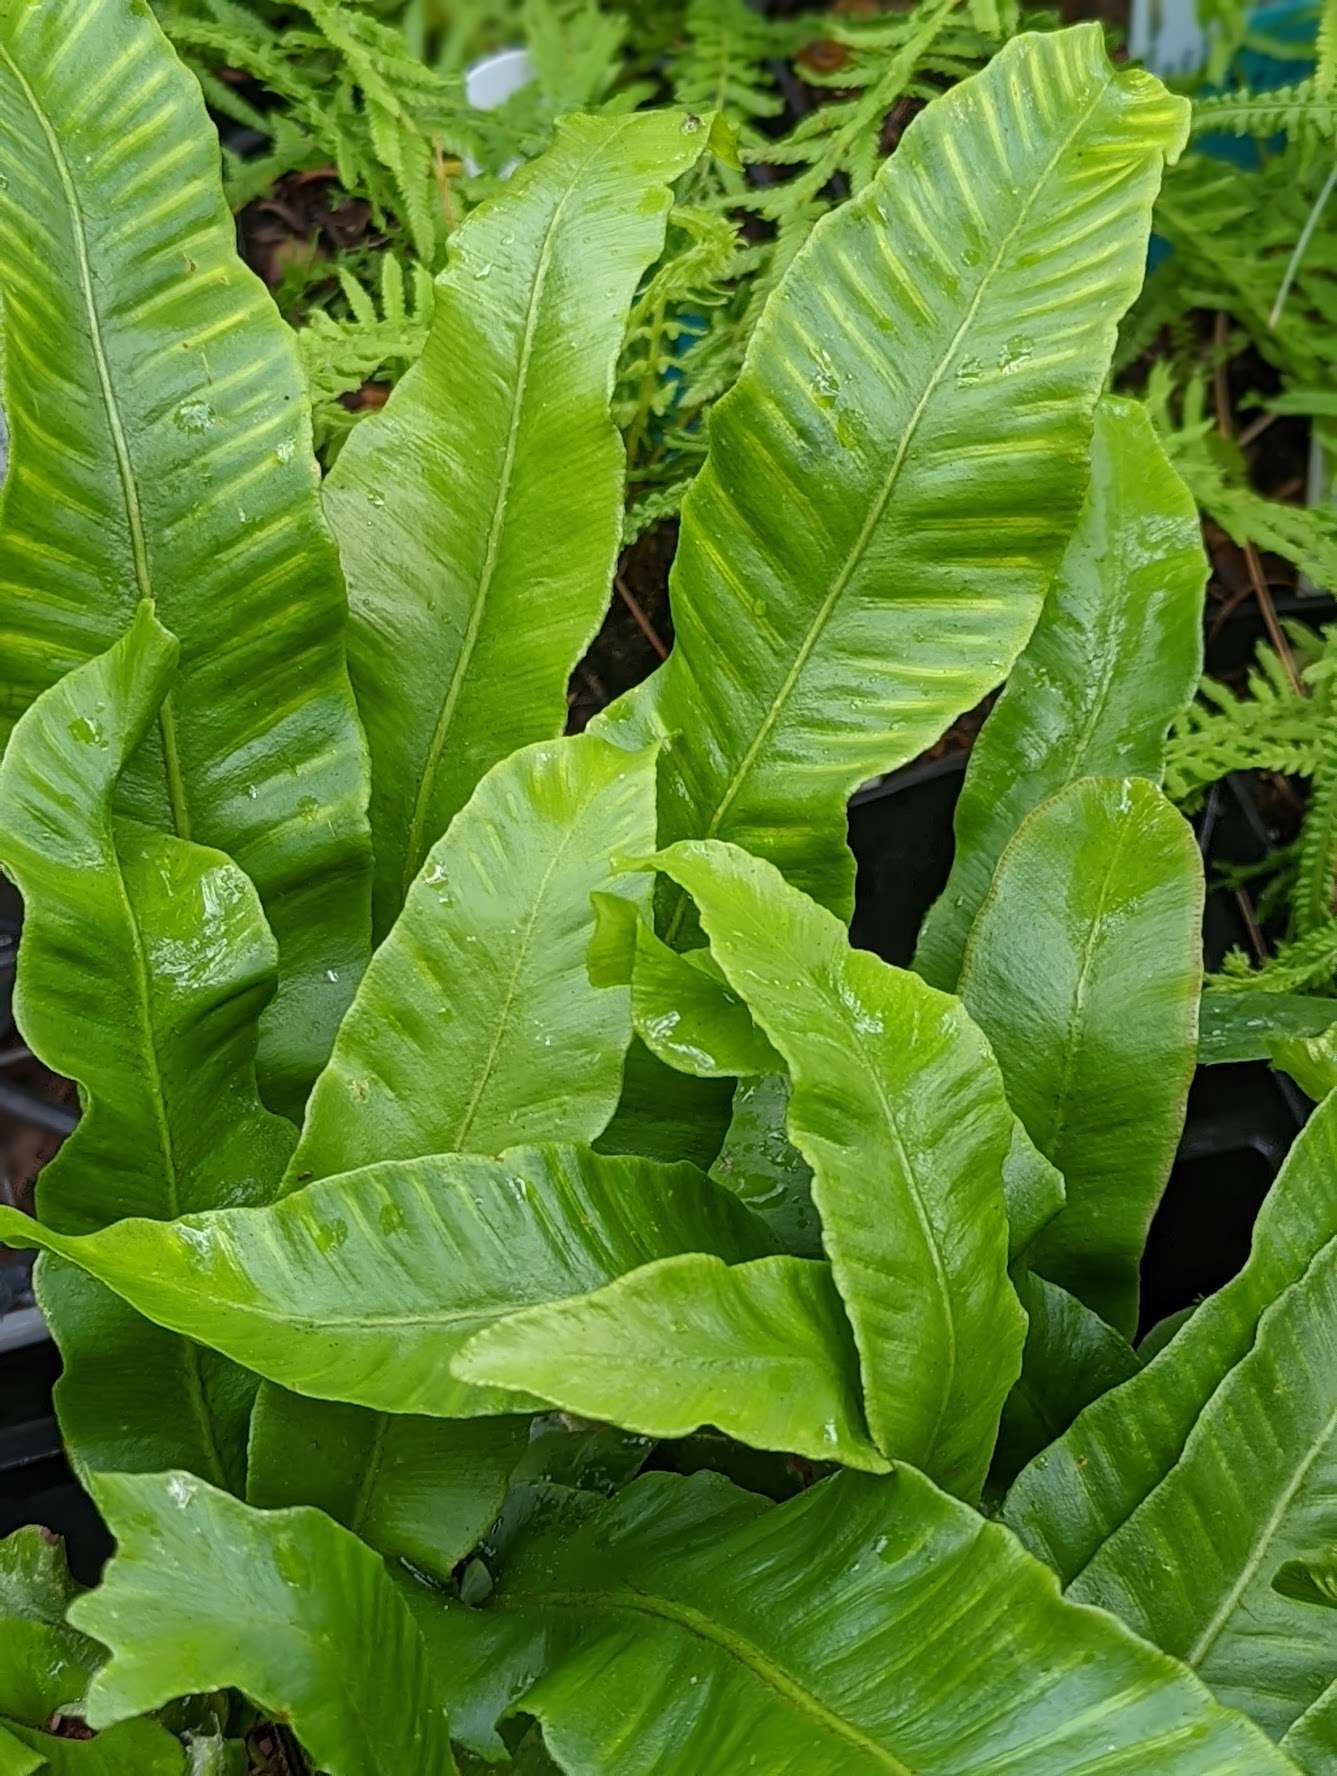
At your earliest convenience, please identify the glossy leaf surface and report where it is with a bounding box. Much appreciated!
[593,1037,735,1171]
[247,1393,526,1583]
[655,841,1025,1498]
[1283,1691,1337,1775]
[590,892,779,1079]
[1004,1091,1337,1742]
[916,395,1206,988]
[960,777,1203,1334]
[0,1148,773,1421]
[428,1467,1285,1773]
[456,1253,887,1471]
[0,0,371,1106]
[328,112,708,932]
[286,735,656,1185]
[710,1075,822,1257]
[1198,989,1337,1064]
[992,1273,1139,1491]
[605,26,1188,923]
[73,1473,456,1776]
[0,606,293,1486]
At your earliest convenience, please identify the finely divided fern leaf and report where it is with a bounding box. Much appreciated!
[1190,79,1337,148]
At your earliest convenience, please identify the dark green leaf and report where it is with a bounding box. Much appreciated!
[326,112,710,932]
[960,777,1203,1334]
[654,840,1025,1498]
[709,1075,822,1257]
[992,1273,1140,1492]
[1274,1547,1337,1610]
[1198,990,1337,1065]
[247,1393,527,1583]
[916,394,1206,989]
[603,27,1188,923]
[455,1253,887,1471]
[0,0,372,1107]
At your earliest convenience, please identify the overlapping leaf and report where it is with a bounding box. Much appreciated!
[1004,1090,1337,1743]
[993,1273,1139,1491]
[603,25,1188,925]
[247,1392,527,1583]
[456,1253,887,1471]
[960,777,1203,1334]
[326,111,710,933]
[417,1467,1286,1772]
[653,840,1025,1498]
[0,1528,184,1775]
[253,731,660,1539]
[589,892,779,1079]
[284,734,657,1186]
[916,394,1206,989]
[0,605,294,1487]
[0,0,371,1107]
[72,1472,456,1776]
[0,1147,773,1421]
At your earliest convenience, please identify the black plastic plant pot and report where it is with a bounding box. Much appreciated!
[0,1340,108,1582]
[0,754,1308,1553]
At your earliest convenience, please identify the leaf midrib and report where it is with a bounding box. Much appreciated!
[692,70,1113,865]
[504,1585,916,1772]
[1,37,193,841]
[449,790,586,1151]
[1184,1243,1337,1671]
[400,118,637,896]
[1064,1233,1337,1647]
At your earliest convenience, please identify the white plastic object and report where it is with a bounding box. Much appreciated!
[464,46,535,110]
[0,1304,46,1354]
[463,46,535,180]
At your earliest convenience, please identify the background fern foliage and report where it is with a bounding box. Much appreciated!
[0,1,1334,1774]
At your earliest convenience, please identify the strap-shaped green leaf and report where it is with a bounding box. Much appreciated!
[960,777,1203,1334]
[0,1147,773,1421]
[1004,1093,1337,1744]
[1283,1689,1337,1774]
[605,25,1188,924]
[916,394,1206,989]
[419,1467,1286,1773]
[0,0,372,1109]
[653,840,1025,1499]
[246,1392,527,1584]
[710,1074,822,1256]
[455,1252,888,1472]
[72,1472,457,1776]
[0,1706,184,1776]
[0,605,294,1488]
[992,1273,1139,1492]
[254,733,659,1550]
[590,892,780,1078]
[285,734,657,1187]
[1199,990,1337,1064]
[327,111,710,934]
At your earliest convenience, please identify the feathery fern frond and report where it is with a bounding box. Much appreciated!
[746,0,1021,224]
[672,0,797,140]
[1190,79,1337,148]
[298,256,435,457]
[158,0,471,261]
[1148,147,1337,386]
[1211,918,1337,993]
